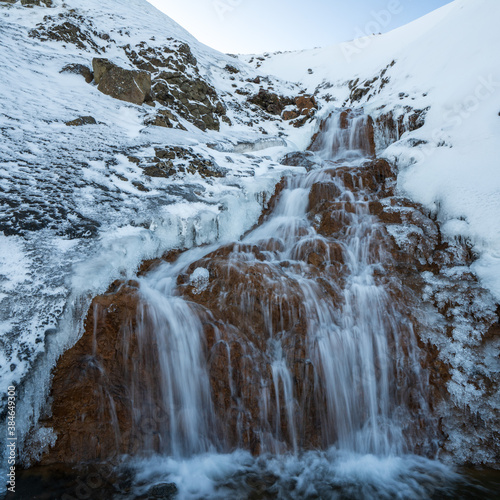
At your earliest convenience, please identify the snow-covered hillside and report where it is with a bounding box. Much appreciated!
[0,0,310,460]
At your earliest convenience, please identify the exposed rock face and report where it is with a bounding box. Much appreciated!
[296,95,316,112]
[29,12,107,51]
[65,116,97,126]
[282,109,300,121]
[309,109,376,157]
[37,141,500,467]
[140,146,227,179]
[346,61,395,105]
[39,281,142,464]
[374,106,429,150]
[144,109,177,129]
[248,90,317,127]
[280,151,316,170]
[35,147,451,464]
[124,42,227,131]
[152,71,223,130]
[92,58,151,106]
[21,0,52,6]
[248,89,293,115]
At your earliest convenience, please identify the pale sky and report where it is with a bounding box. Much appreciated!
[147,0,454,54]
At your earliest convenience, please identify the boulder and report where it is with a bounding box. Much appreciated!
[145,109,175,128]
[282,109,300,121]
[295,95,317,111]
[224,64,239,74]
[248,89,293,116]
[280,151,316,170]
[92,58,115,85]
[92,58,151,106]
[148,483,178,499]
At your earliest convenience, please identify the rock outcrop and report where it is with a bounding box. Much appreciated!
[2,0,53,6]
[92,58,151,106]
[65,116,97,126]
[139,146,227,179]
[32,141,456,465]
[124,42,227,131]
[35,131,500,467]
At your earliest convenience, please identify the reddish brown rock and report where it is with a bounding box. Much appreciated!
[309,110,376,157]
[39,281,144,464]
[36,140,499,469]
[282,109,300,121]
[295,95,317,111]
[308,181,342,211]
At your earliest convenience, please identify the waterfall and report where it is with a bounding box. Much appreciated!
[309,110,376,159]
[124,110,430,460]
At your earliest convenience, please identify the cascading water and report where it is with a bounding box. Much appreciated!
[309,109,376,160]
[129,110,423,458]
[59,110,478,498]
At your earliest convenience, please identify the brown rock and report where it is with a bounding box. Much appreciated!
[308,181,342,211]
[92,58,151,106]
[295,95,317,111]
[39,281,144,464]
[65,116,97,126]
[21,0,52,6]
[282,109,300,121]
[309,110,375,157]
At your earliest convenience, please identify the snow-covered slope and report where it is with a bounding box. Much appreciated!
[245,0,500,300]
[0,0,310,458]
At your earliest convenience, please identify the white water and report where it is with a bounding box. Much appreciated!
[122,111,467,497]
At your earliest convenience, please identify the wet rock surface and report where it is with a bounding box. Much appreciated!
[309,109,376,157]
[38,280,143,464]
[31,132,455,466]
